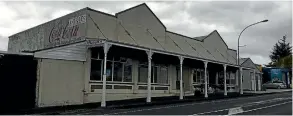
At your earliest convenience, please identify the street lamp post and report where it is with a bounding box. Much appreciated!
[237,19,268,93]
[238,45,247,48]
[237,19,269,65]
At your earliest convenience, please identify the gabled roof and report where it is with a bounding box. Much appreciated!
[202,30,229,49]
[193,35,206,41]
[8,3,240,66]
[115,3,166,29]
[86,7,116,18]
[240,57,261,73]
[240,58,249,65]
[166,30,202,42]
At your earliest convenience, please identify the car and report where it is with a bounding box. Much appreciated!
[262,80,287,89]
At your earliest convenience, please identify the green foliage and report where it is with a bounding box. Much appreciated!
[268,35,292,68]
[275,55,292,68]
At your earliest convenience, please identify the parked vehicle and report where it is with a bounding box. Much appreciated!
[262,80,287,89]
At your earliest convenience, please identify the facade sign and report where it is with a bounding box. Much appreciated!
[8,10,88,53]
[46,14,87,48]
[68,15,86,27]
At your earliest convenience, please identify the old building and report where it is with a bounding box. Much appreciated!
[6,3,259,108]
[240,58,263,91]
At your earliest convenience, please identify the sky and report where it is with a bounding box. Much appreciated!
[0,1,292,65]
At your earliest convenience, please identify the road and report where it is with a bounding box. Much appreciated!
[63,91,292,115]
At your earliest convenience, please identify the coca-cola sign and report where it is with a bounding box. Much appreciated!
[45,14,86,48]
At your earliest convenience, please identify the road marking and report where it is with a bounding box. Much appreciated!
[228,107,244,115]
[232,101,292,115]
[193,97,291,115]
[81,92,291,115]
[238,97,292,107]
[194,108,230,115]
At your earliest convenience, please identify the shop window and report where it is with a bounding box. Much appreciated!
[176,66,180,81]
[199,70,204,83]
[106,61,113,81]
[193,70,197,83]
[158,66,168,84]
[218,71,224,84]
[193,69,202,83]
[229,72,236,84]
[123,63,132,82]
[151,66,158,83]
[113,62,123,82]
[192,69,209,84]
[138,63,168,84]
[90,48,133,82]
[138,64,148,83]
[90,59,102,81]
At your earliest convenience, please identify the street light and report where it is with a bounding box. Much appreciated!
[237,19,268,93]
[237,19,269,65]
[239,45,247,47]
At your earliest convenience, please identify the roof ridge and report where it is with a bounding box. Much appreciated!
[115,3,166,29]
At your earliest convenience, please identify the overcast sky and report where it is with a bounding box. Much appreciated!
[0,1,291,65]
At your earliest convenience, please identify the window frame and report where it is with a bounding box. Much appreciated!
[90,55,133,83]
[138,62,169,85]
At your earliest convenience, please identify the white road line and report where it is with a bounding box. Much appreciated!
[233,101,292,115]
[238,97,292,107]
[194,97,292,115]
[194,108,230,115]
[82,92,291,115]
[228,107,244,115]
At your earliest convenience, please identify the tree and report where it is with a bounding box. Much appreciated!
[265,62,276,67]
[269,35,292,64]
[275,55,292,68]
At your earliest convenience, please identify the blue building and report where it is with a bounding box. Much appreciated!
[262,67,291,88]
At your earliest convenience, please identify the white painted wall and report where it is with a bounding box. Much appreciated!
[37,59,85,107]
[242,69,252,90]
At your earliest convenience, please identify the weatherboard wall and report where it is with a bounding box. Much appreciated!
[37,59,85,107]
[34,42,87,61]
[8,8,87,53]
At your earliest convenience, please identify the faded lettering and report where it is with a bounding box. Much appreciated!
[49,25,79,43]
[68,14,86,27]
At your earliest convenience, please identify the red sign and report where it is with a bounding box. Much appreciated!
[49,24,79,43]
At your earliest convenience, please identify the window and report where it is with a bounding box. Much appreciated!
[90,49,133,82]
[113,62,123,81]
[230,72,235,79]
[151,66,159,83]
[106,61,113,81]
[193,70,198,83]
[193,69,208,84]
[124,63,132,82]
[90,59,102,81]
[158,66,168,84]
[200,70,205,83]
[229,72,236,85]
[176,66,180,81]
[193,69,202,83]
[218,71,224,84]
[138,64,148,83]
[138,63,168,84]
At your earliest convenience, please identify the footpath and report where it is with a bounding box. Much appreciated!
[4,89,292,115]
